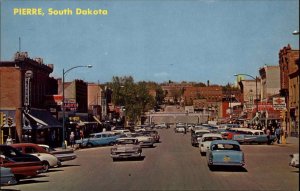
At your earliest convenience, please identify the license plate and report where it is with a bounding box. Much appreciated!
[223,156,231,162]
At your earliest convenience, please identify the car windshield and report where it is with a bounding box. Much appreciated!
[212,143,240,151]
[203,137,222,142]
[195,132,208,137]
[117,139,137,145]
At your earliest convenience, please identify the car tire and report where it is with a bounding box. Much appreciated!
[87,143,93,148]
[42,161,50,172]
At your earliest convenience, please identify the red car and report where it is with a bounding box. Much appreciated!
[0,155,44,182]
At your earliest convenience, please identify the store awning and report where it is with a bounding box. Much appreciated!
[93,116,102,124]
[23,108,62,129]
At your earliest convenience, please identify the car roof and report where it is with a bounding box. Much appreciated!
[10,143,39,147]
[202,133,223,138]
[211,140,240,145]
[194,129,210,133]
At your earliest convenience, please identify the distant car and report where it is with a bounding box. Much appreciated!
[206,140,245,170]
[38,144,77,162]
[0,155,44,181]
[128,133,155,147]
[0,167,18,185]
[199,133,223,156]
[111,138,142,161]
[191,129,210,147]
[289,153,299,168]
[175,123,186,133]
[156,123,169,129]
[138,130,160,143]
[10,143,60,172]
[75,131,122,148]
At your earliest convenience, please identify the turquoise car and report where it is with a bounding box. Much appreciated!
[75,132,122,148]
[207,140,245,169]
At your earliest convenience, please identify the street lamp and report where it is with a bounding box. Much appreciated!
[234,74,259,114]
[292,30,299,35]
[62,65,92,148]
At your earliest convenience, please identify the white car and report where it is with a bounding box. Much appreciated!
[39,144,77,163]
[11,143,61,172]
[128,133,155,147]
[289,153,299,168]
[199,133,223,156]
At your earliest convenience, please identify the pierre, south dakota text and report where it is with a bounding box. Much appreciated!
[13,8,109,16]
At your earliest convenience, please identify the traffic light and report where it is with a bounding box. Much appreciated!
[7,117,13,127]
[0,113,6,127]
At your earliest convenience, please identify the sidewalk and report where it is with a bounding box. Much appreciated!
[286,136,299,145]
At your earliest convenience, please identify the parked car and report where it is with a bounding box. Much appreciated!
[110,137,142,161]
[75,131,122,148]
[199,133,223,156]
[0,155,44,181]
[227,128,277,144]
[156,123,169,129]
[289,153,299,168]
[0,167,18,185]
[191,129,210,147]
[206,140,245,170]
[0,144,41,162]
[10,143,60,172]
[38,144,77,162]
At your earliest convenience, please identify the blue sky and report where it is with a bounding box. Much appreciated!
[1,0,299,85]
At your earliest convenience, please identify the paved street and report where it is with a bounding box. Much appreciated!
[2,129,299,191]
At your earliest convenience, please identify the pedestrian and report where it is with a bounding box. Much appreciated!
[275,127,281,144]
[6,135,13,145]
[266,128,271,145]
[69,132,75,148]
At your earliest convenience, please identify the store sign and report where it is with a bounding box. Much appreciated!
[64,99,78,111]
[273,97,286,110]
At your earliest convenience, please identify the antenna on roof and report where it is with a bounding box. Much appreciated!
[19,37,21,52]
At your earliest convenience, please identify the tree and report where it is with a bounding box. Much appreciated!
[108,76,155,124]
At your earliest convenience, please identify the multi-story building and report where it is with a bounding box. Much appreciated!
[87,83,104,120]
[279,44,299,136]
[58,79,88,113]
[237,79,261,120]
[0,52,61,144]
[259,65,281,101]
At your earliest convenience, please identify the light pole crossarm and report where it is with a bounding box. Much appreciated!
[64,65,92,75]
[234,73,256,80]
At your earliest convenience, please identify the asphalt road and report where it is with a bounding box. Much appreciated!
[2,129,299,191]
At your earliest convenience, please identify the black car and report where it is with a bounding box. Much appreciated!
[0,145,40,162]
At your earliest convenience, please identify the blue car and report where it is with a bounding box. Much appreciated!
[75,132,122,148]
[206,140,245,169]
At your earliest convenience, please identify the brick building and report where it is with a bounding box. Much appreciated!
[0,52,61,144]
[279,44,299,136]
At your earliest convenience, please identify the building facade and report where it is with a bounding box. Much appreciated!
[0,52,61,144]
[279,44,299,136]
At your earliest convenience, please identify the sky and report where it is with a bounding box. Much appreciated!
[1,0,299,85]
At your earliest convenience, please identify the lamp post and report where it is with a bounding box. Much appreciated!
[292,30,299,137]
[62,65,92,148]
[234,74,259,114]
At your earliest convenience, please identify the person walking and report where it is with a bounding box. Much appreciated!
[275,127,281,144]
[69,132,75,148]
